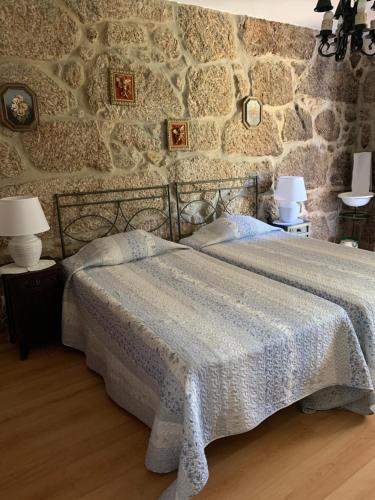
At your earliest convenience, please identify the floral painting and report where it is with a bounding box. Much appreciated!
[167,120,190,151]
[0,84,39,131]
[109,69,136,105]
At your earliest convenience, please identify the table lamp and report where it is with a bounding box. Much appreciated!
[0,195,50,268]
[274,176,307,224]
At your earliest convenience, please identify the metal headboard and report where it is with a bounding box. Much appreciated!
[175,176,258,240]
[55,184,172,258]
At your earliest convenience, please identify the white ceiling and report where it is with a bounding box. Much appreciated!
[174,0,375,30]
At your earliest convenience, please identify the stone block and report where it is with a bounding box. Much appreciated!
[298,59,359,103]
[171,156,260,182]
[363,71,375,102]
[153,27,180,60]
[177,5,236,63]
[282,105,313,142]
[241,17,316,60]
[112,124,161,151]
[87,27,99,44]
[78,44,96,62]
[330,151,352,187]
[62,61,84,89]
[105,22,146,47]
[113,148,144,170]
[233,64,250,99]
[0,142,23,178]
[251,61,293,106]
[22,121,112,173]
[309,214,331,240]
[306,190,338,213]
[223,113,282,157]
[277,144,328,189]
[0,0,79,60]
[361,123,372,149]
[345,108,357,122]
[291,62,307,77]
[314,109,340,142]
[187,65,233,117]
[65,0,172,23]
[189,121,221,151]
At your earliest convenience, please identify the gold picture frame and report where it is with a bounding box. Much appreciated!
[109,69,136,106]
[167,119,190,151]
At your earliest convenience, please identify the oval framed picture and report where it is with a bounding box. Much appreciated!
[242,96,262,129]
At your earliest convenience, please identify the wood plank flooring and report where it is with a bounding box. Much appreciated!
[1,333,375,500]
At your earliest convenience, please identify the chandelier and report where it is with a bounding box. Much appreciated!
[315,0,375,60]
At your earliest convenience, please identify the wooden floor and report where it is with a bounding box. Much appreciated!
[1,334,375,500]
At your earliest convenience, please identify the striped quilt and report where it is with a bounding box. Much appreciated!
[62,231,373,499]
[182,228,375,415]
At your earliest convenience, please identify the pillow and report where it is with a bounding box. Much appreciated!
[180,215,280,250]
[63,230,189,278]
[221,214,280,238]
[180,217,238,250]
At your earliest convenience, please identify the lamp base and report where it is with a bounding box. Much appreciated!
[278,202,303,224]
[8,235,42,268]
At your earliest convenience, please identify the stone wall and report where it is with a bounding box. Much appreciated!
[0,0,367,262]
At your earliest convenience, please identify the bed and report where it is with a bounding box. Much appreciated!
[57,185,373,500]
[177,179,375,415]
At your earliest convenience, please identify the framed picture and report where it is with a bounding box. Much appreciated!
[242,96,262,129]
[109,69,136,105]
[167,119,190,151]
[0,83,39,131]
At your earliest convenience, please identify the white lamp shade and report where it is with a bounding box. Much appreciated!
[275,176,307,202]
[0,195,50,236]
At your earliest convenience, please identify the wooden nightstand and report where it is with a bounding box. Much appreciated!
[271,220,311,237]
[1,260,65,360]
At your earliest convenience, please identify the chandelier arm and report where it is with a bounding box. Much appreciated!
[361,35,375,55]
[318,41,337,57]
[361,45,375,56]
[339,31,349,58]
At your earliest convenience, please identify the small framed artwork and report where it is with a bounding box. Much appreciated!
[109,69,136,105]
[167,119,190,151]
[242,96,262,129]
[0,83,39,131]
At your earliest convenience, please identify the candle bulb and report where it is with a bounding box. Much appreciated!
[321,10,334,31]
[355,0,367,25]
[357,0,366,12]
[355,10,367,25]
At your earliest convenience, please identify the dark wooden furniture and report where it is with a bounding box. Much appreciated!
[2,262,64,360]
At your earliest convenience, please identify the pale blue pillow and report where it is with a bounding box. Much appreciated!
[221,214,280,238]
[180,215,280,250]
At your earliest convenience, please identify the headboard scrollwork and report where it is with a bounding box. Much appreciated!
[175,176,258,240]
[55,184,172,258]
